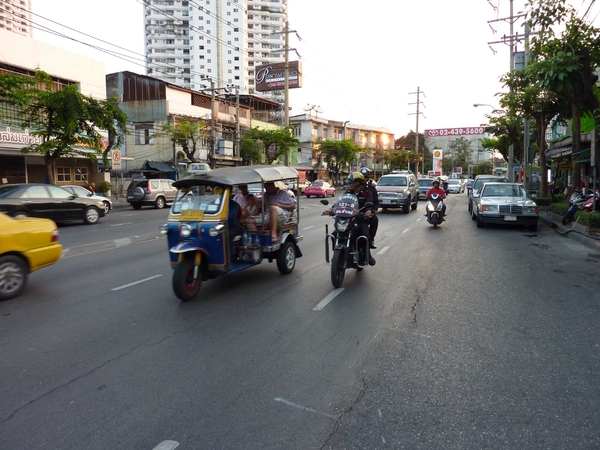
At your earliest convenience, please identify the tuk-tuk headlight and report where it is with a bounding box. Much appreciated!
[209,224,225,236]
[159,224,169,235]
[180,223,193,238]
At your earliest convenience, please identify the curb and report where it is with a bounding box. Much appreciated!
[538,211,600,253]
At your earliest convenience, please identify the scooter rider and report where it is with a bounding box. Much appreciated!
[426,178,447,217]
[324,171,376,266]
[360,167,379,249]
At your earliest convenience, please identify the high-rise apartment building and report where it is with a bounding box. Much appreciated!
[0,0,33,37]
[144,0,286,93]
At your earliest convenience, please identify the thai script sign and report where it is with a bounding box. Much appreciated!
[0,127,43,146]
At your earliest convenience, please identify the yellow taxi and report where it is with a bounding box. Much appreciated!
[0,213,62,300]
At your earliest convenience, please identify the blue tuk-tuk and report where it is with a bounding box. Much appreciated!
[159,165,303,301]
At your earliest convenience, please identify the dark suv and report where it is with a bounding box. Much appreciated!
[127,179,177,209]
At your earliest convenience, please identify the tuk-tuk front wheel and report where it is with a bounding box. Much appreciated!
[276,242,296,274]
[173,259,202,301]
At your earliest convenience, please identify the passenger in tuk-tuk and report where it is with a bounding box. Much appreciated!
[246,181,295,243]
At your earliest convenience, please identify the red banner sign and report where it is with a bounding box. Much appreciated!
[425,127,486,137]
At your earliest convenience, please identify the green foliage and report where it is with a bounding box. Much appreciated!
[97,180,112,193]
[241,127,299,165]
[0,69,128,184]
[161,119,207,163]
[318,139,361,185]
[549,203,570,215]
[387,149,419,171]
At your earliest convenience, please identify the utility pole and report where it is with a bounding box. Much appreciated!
[235,86,240,159]
[210,79,216,169]
[408,87,426,175]
[284,19,290,166]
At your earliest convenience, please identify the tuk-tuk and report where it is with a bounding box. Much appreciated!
[159,165,303,301]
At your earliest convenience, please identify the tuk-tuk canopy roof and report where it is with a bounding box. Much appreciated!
[173,165,299,188]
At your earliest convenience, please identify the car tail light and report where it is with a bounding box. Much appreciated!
[51,229,59,242]
[147,184,151,194]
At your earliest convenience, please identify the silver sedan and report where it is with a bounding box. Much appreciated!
[472,182,538,231]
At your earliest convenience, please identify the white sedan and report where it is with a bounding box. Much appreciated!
[447,179,464,194]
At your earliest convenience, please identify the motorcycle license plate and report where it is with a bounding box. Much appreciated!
[504,215,517,221]
[382,200,391,204]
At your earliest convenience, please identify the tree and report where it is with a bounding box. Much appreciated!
[241,127,299,165]
[526,0,600,190]
[447,137,472,173]
[0,70,128,184]
[498,67,563,195]
[161,119,208,163]
[317,139,360,186]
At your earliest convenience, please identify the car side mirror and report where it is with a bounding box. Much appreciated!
[320,199,329,205]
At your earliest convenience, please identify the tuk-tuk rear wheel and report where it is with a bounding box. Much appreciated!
[173,259,202,301]
[276,241,296,274]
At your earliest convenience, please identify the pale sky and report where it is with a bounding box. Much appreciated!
[30,0,600,138]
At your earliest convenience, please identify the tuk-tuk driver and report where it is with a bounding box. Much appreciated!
[247,182,295,243]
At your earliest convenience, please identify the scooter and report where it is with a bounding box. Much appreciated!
[321,195,374,289]
[426,193,445,228]
[562,189,590,225]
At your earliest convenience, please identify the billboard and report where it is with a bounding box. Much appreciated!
[425,127,486,137]
[255,61,303,92]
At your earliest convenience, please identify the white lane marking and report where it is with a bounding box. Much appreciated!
[313,288,344,311]
[112,275,163,291]
[110,222,133,227]
[302,225,315,230]
[416,217,422,222]
[153,441,180,450]
[377,246,389,255]
[274,397,337,419]
[402,228,409,233]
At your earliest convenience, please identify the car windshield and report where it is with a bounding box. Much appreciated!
[474,177,508,190]
[483,184,528,198]
[419,179,433,187]
[171,185,226,215]
[378,176,407,187]
[448,180,460,185]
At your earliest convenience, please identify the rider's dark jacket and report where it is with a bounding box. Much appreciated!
[365,180,379,210]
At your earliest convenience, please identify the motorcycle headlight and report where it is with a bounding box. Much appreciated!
[335,218,349,232]
[426,202,435,212]
[180,223,193,238]
[159,224,169,235]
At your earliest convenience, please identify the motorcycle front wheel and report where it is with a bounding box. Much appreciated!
[331,249,346,288]
[173,259,202,301]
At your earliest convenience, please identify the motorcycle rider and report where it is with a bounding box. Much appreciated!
[426,178,447,217]
[360,167,379,249]
[324,172,376,266]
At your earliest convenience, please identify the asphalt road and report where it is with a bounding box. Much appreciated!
[1,193,598,449]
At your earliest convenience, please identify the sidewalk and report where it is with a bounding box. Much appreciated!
[538,210,600,253]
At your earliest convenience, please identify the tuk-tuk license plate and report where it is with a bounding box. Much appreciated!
[180,209,205,220]
[504,215,517,221]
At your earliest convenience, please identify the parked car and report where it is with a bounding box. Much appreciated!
[468,175,509,213]
[61,185,112,214]
[376,172,419,213]
[304,180,335,198]
[417,178,435,200]
[0,184,105,224]
[287,180,311,195]
[126,178,177,209]
[472,182,539,231]
[0,212,62,300]
[447,179,464,194]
